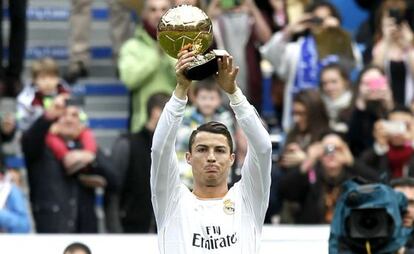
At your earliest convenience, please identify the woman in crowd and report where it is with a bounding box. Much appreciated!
[279,89,330,170]
[319,63,353,134]
[347,65,394,157]
[371,0,414,107]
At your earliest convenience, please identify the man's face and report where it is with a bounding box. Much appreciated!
[65,251,88,254]
[186,131,235,188]
[195,89,221,118]
[394,186,414,227]
[143,0,170,29]
[56,106,83,139]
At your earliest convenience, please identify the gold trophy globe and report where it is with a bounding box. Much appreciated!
[157,5,228,80]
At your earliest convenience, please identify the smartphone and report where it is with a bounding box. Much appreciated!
[367,76,387,91]
[306,16,323,26]
[389,8,405,25]
[65,96,85,107]
[220,0,242,10]
[383,120,407,135]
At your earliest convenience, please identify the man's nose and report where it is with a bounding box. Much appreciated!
[207,150,216,162]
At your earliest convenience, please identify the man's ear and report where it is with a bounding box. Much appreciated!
[185,151,192,165]
[230,153,235,167]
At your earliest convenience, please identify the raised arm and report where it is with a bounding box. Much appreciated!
[150,50,194,229]
[216,55,272,227]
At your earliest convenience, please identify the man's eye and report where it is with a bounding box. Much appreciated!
[197,148,206,152]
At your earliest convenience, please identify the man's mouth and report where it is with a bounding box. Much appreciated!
[205,165,219,172]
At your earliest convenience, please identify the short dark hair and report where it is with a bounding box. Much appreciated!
[306,1,342,24]
[63,242,91,254]
[146,92,170,117]
[388,104,413,116]
[391,178,414,189]
[188,121,233,153]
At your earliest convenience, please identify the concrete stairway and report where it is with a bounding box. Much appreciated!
[0,0,133,159]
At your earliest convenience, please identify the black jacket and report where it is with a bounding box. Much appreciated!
[360,147,414,183]
[22,116,118,233]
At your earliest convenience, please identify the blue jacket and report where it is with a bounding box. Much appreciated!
[0,184,31,233]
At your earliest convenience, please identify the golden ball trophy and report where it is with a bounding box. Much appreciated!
[157,5,228,80]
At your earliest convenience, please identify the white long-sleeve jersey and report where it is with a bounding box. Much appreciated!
[151,93,272,254]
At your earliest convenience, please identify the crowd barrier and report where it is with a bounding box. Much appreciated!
[1,225,330,254]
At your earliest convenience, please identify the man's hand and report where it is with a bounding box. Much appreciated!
[216,55,239,94]
[63,150,96,175]
[78,174,107,188]
[175,48,195,99]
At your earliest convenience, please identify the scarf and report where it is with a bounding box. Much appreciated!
[322,90,352,121]
[293,35,339,94]
[387,144,413,178]
[143,20,157,41]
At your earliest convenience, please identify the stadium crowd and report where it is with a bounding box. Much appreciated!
[1,0,414,250]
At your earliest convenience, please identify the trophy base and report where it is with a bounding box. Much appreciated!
[185,49,229,80]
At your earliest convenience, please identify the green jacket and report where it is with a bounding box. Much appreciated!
[118,25,176,132]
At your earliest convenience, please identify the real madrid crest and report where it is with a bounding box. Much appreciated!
[223,199,235,215]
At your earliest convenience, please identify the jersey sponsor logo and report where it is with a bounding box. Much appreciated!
[223,199,235,215]
[192,226,238,250]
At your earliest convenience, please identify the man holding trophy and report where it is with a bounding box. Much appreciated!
[151,5,272,253]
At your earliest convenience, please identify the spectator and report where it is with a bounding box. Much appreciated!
[268,89,329,221]
[0,0,27,97]
[347,65,394,157]
[279,89,330,170]
[0,112,25,187]
[109,92,170,233]
[360,105,414,182]
[118,0,175,132]
[63,242,92,254]
[175,79,236,188]
[260,1,361,130]
[207,0,272,109]
[64,0,134,84]
[21,95,118,233]
[319,63,353,133]
[278,131,378,224]
[17,58,70,131]
[372,0,414,107]
[391,178,414,254]
[0,150,31,233]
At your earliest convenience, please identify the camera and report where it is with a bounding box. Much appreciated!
[324,144,336,155]
[65,96,85,107]
[389,8,405,25]
[329,180,411,254]
[383,120,407,136]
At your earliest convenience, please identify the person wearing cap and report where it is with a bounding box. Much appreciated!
[151,51,272,253]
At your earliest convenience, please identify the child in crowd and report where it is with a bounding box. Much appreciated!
[16,57,70,131]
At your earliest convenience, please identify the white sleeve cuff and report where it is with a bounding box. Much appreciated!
[226,87,246,105]
[373,142,389,155]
